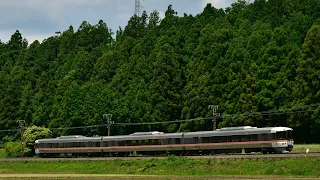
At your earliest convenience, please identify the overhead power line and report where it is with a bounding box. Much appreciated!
[0,103,320,133]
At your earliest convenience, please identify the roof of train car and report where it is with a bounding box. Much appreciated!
[35,126,292,143]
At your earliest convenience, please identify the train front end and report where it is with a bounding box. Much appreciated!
[34,140,41,157]
[271,127,294,153]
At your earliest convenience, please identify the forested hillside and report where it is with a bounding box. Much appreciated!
[1,0,320,144]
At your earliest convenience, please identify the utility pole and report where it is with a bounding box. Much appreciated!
[209,105,219,131]
[17,120,26,156]
[103,114,114,136]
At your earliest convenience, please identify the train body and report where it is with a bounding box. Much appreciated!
[35,126,294,157]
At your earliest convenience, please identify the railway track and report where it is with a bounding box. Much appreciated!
[1,152,320,162]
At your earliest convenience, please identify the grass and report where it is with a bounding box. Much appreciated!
[0,156,319,177]
[0,149,7,158]
[292,144,320,153]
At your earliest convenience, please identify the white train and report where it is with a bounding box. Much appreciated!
[35,126,294,157]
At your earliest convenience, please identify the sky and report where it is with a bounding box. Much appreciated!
[0,0,237,44]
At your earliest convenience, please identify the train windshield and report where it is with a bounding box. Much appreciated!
[275,131,285,140]
[275,130,292,140]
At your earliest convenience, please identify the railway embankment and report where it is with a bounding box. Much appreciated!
[0,155,319,178]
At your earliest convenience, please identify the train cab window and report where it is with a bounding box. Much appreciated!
[276,131,287,140]
[287,130,292,139]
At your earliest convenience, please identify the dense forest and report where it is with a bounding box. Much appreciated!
[0,0,320,144]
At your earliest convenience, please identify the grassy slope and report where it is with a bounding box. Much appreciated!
[0,156,319,177]
[293,144,320,153]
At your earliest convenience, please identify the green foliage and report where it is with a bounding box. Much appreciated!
[22,125,52,156]
[0,149,7,158]
[4,142,21,157]
[1,1,320,144]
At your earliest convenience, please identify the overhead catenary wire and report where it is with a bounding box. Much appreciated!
[0,103,319,133]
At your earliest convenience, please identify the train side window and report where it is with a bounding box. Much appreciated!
[52,143,58,148]
[227,136,233,142]
[58,143,64,148]
[103,141,108,147]
[233,135,240,142]
[68,142,74,148]
[183,138,193,144]
[132,140,137,145]
[117,141,124,146]
[175,138,180,144]
[250,134,258,141]
[241,135,250,142]
[202,137,210,143]
[160,139,164,145]
[151,139,158,145]
[210,137,218,143]
[218,136,227,143]
[125,140,131,146]
[144,139,148,145]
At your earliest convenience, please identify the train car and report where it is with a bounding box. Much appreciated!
[34,126,294,157]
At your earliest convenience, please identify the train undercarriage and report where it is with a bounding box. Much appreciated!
[38,146,292,158]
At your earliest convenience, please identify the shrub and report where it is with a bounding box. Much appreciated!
[4,142,21,157]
